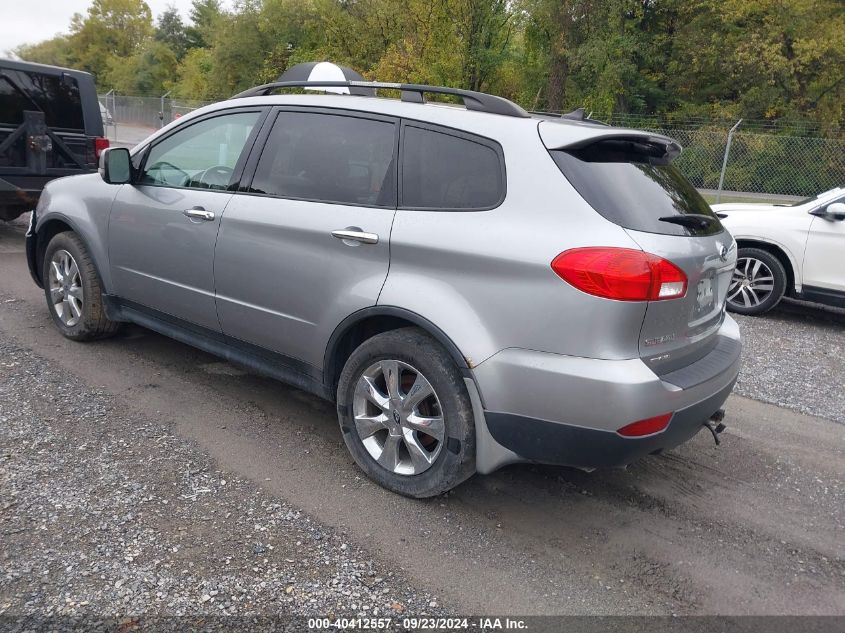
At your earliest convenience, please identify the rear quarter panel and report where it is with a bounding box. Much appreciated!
[380,120,648,367]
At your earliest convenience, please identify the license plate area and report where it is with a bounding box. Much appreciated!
[694,273,716,317]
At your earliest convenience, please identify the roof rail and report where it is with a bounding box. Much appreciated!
[230,80,530,118]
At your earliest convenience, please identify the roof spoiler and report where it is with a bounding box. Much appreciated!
[538,123,682,163]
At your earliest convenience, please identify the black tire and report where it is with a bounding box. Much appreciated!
[336,327,476,498]
[42,231,120,340]
[726,247,787,316]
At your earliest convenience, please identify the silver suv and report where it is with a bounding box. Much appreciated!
[26,81,741,497]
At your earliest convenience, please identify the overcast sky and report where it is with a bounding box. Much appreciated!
[1,0,231,55]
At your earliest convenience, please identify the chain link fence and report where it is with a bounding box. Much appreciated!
[99,94,213,146]
[98,94,845,199]
[596,113,845,199]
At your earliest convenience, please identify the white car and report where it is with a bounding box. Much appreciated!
[713,187,845,315]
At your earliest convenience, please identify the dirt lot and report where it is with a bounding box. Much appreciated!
[0,217,843,620]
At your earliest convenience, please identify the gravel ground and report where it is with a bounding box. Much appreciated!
[733,299,845,424]
[1,215,843,622]
[0,338,449,627]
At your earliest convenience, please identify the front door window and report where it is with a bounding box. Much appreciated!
[140,111,260,190]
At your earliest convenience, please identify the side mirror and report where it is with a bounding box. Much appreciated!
[825,202,845,221]
[810,202,845,221]
[99,147,132,184]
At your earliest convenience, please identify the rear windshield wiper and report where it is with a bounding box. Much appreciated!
[658,214,718,230]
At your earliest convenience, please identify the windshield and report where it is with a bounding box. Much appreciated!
[776,187,844,207]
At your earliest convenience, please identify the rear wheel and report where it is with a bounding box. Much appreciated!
[336,328,476,497]
[43,232,119,340]
[726,247,787,316]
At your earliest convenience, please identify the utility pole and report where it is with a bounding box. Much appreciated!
[716,119,743,203]
[159,91,172,128]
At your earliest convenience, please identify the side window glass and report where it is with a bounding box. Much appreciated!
[0,75,27,167]
[0,73,30,126]
[401,125,504,210]
[141,111,260,190]
[249,111,396,207]
[0,70,83,130]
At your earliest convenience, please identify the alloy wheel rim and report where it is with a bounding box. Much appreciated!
[48,250,84,327]
[728,257,775,309]
[353,359,445,476]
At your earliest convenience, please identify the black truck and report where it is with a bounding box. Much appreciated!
[1,59,108,221]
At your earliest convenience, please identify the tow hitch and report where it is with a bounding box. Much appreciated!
[703,409,726,445]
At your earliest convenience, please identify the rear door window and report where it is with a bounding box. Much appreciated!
[0,69,83,130]
[401,125,505,210]
[248,110,397,207]
[550,140,723,236]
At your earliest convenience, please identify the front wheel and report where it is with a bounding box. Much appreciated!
[43,232,119,340]
[726,248,787,316]
[336,328,476,497]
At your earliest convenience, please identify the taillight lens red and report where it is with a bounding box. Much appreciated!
[94,137,110,159]
[551,247,687,301]
[617,413,672,437]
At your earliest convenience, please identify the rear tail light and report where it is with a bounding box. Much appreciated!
[551,247,687,301]
[617,413,672,437]
[94,137,110,159]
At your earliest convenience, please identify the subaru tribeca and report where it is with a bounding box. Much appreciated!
[26,81,741,497]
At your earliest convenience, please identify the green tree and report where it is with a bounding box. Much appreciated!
[14,35,74,67]
[107,40,178,94]
[255,0,325,83]
[366,0,461,85]
[661,0,845,130]
[156,6,190,59]
[523,0,574,112]
[454,0,513,92]
[9,0,845,132]
[186,0,224,49]
[68,0,154,82]
[206,1,268,96]
[171,47,215,99]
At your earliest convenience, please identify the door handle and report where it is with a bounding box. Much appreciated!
[331,229,379,244]
[183,207,215,221]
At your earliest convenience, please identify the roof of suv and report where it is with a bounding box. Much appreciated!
[233,93,537,128]
[0,58,95,81]
[139,80,679,159]
[177,92,677,159]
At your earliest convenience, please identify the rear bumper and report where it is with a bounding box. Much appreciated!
[472,315,741,470]
[483,378,735,469]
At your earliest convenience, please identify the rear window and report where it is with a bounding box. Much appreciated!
[550,140,723,236]
[0,69,84,130]
[401,125,504,210]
